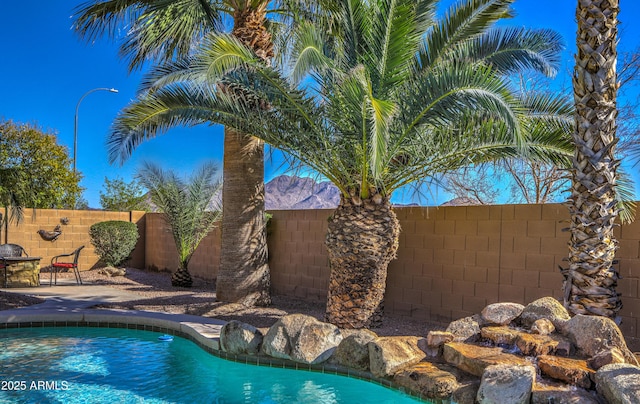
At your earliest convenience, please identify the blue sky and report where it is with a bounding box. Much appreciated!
[1,1,639,208]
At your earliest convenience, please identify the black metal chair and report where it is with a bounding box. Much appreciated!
[0,244,28,288]
[50,246,84,286]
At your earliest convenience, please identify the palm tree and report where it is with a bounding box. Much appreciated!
[73,0,322,305]
[107,0,573,328]
[0,168,28,225]
[136,161,222,287]
[563,1,622,319]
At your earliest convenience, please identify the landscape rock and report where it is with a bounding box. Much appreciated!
[595,363,640,404]
[220,320,263,355]
[393,362,459,400]
[451,381,480,404]
[476,364,536,404]
[481,326,522,346]
[588,348,626,370]
[443,342,529,377]
[368,336,426,378]
[564,314,639,366]
[518,297,570,329]
[446,315,482,342]
[427,331,455,348]
[97,266,127,277]
[481,302,525,326]
[426,331,455,357]
[531,318,555,335]
[537,355,594,389]
[261,314,342,364]
[330,329,377,370]
[531,381,601,404]
[515,333,570,357]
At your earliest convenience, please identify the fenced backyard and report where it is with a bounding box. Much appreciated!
[2,204,640,349]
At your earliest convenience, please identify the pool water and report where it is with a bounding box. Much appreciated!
[0,327,423,403]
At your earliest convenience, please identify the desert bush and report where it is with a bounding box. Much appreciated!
[89,220,139,267]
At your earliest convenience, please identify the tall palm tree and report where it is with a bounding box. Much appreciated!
[74,0,324,304]
[563,0,622,319]
[136,161,221,287]
[107,0,573,328]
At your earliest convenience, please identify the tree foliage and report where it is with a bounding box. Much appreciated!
[105,0,573,325]
[0,120,82,216]
[99,176,150,211]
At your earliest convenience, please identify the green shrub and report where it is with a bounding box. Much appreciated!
[89,220,139,267]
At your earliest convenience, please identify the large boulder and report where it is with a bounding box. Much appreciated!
[563,314,639,366]
[481,326,522,346]
[589,348,626,370]
[443,342,529,377]
[476,364,536,404]
[537,355,594,389]
[446,315,482,342]
[518,297,570,329]
[330,329,377,370]
[451,381,480,404]
[481,303,525,326]
[531,383,601,404]
[261,314,342,364]
[220,320,263,355]
[595,363,640,404]
[368,336,426,378]
[393,362,459,400]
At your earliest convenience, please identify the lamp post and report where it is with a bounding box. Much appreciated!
[73,87,119,174]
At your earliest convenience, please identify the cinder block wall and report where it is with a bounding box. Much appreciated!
[262,204,640,349]
[267,209,332,302]
[4,205,639,349]
[144,213,219,280]
[1,208,145,271]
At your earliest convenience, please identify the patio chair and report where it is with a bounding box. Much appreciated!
[0,244,28,288]
[50,246,84,286]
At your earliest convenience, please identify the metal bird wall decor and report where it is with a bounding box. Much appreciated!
[37,224,63,241]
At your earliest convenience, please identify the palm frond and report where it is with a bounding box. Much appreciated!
[616,169,637,224]
[73,0,223,71]
[399,63,521,145]
[290,22,335,84]
[366,0,425,95]
[418,0,515,70]
[450,27,564,76]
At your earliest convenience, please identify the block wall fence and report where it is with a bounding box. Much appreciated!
[0,209,145,272]
[144,204,640,350]
[2,204,640,349]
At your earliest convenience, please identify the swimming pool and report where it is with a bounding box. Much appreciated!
[0,327,422,403]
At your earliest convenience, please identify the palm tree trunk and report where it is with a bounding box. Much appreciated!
[325,194,400,328]
[564,0,621,319]
[172,266,193,288]
[216,127,271,306]
[216,6,273,306]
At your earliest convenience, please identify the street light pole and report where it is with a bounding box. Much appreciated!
[73,87,119,174]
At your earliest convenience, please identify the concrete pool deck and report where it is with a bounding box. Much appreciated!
[0,278,225,350]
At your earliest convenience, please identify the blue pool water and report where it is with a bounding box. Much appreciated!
[0,327,422,403]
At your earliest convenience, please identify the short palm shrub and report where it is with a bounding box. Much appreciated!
[136,161,221,287]
[89,220,139,267]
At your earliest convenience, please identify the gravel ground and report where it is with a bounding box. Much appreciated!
[1,268,446,337]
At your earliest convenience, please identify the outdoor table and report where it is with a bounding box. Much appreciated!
[2,257,42,287]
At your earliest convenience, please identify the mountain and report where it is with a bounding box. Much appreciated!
[265,175,340,210]
[440,196,481,206]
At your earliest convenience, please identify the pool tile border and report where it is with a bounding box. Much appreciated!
[0,313,429,402]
